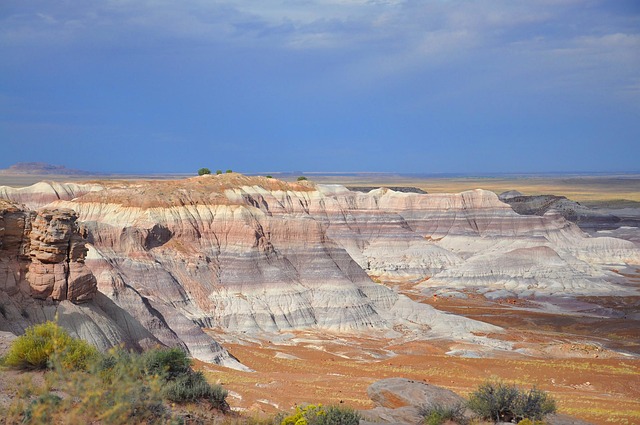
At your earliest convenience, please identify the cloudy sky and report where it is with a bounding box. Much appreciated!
[1,0,639,174]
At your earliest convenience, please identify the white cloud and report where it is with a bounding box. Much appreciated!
[1,0,638,98]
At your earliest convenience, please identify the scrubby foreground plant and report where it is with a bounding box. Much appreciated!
[280,403,361,425]
[418,402,468,425]
[1,322,229,424]
[467,381,556,423]
[3,321,98,371]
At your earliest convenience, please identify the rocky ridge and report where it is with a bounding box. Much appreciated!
[1,175,639,366]
[498,190,621,230]
[0,199,242,369]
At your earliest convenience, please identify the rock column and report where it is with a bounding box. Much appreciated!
[27,208,96,302]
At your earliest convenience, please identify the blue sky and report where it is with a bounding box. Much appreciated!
[1,0,639,174]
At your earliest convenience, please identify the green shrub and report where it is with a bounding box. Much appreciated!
[319,405,361,425]
[163,370,228,410]
[468,381,556,422]
[198,168,211,175]
[266,175,273,179]
[297,176,307,181]
[63,347,168,424]
[93,346,145,385]
[280,404,360,425]
[511,387,557,421]
[418,402,467,425]
[4,322,97,371]
[216,169,222,174]
[226,169,233,173]
[144,347,191,379]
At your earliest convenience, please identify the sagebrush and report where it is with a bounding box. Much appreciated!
[467,381,556,422]
[418,402,467,425]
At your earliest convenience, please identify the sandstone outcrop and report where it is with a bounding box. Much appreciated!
[0,199,243,369]
[27,208,96,302]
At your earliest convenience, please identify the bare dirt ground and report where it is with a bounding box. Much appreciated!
[201,278,640,425]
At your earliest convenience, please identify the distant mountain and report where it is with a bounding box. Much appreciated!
[0,162,92,175]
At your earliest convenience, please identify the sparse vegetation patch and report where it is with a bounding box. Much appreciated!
[2,322,230,423]
[418,402,467,425]
[467,380,556,422]
[280,403,360,425]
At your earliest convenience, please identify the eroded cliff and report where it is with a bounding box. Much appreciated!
[1,175,639,364]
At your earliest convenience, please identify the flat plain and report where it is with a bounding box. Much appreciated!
[2,172,639,202]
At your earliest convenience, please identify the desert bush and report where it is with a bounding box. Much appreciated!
[319,405,361,425]
[163,370,228,409]
[144,347,191,379]
[4,321,98,370]
[198,168,212,176]
[511,387,557,421]
[468,381,556,422]
[280,403,360,425]
[296,176,307,181]
[143,347,228,410]
[216,169,223,174]
[266,175,273,179]
[226,169,233,173]
[418,402,467,425]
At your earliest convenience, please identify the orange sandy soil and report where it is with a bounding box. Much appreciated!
[199,292,640,425]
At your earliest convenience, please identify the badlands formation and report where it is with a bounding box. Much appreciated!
[2,174,638,352]
[1,173,639,421]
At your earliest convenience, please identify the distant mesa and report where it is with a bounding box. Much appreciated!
[0,162,92,176]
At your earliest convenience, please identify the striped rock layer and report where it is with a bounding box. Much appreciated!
[1,175,639,365]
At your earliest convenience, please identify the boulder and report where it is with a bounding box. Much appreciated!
[367,378,465,409]
[361,378,466,424]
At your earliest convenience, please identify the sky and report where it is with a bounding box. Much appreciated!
[1,0,639,174]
